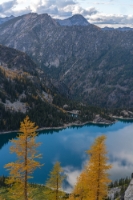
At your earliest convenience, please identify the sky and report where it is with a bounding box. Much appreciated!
[0,0,133,27]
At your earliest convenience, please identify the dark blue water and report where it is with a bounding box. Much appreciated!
[0,121,133,191]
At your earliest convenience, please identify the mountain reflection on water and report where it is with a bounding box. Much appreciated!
[0,121,133,191]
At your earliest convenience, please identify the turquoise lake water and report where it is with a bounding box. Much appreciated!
[0,121,133,191]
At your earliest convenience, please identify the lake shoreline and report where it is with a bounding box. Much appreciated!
[0,120,115,135]
[1,116,133,135]
[112,116,133,120]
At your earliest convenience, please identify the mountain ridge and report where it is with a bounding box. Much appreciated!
[0,13,133,108]
[56,14,90,26]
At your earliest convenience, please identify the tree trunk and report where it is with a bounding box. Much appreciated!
[24,134,28,200]
[96,153,101,200]
[56,177,58,200]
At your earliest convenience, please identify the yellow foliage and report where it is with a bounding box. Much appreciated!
[0,196,5,200]
[70,171,89,200]
[44,162,65,200]
[5,116,42,200]
[0,66,30,80]
[0,66,20,79]
[86,135,112,200]
[69,135,112,200]
[54,105,66,113]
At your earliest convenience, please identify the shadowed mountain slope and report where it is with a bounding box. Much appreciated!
[0,13,133,108]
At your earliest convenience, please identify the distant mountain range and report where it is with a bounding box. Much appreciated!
[102,27,133,31]
[0,13,133,108]
[0,15,15,25]
[0,14,133,31]
[0,14,90,27]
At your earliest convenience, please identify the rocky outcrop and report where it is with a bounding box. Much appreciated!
[120,110,133,118]
[108,187,121,200]
[124,177,133,200]
[93,115,112,124]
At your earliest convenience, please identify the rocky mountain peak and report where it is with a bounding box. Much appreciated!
[56,14,90,26]
[19,12,59,28]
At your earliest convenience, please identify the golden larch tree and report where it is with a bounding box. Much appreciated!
[45,161,65,200]
[5,116,42,200]
[69,170,89,200]
[69,135,111,200]
[86,135,111,200]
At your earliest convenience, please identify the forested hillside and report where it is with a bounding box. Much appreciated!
[0,45,115,132]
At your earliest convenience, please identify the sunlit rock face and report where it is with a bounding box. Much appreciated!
[124,175,133,200]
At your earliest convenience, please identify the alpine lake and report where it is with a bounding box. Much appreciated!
[0,120,133,191]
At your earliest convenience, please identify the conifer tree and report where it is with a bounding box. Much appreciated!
[0,196,3,200]
[5,116,42,200]
[69,171,88,200]
[45,162,65,200]
[85,135,112,200]
[69,135,111,200]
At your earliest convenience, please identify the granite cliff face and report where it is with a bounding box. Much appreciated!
[0,13,133,108]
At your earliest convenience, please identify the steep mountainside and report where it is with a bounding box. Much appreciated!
[0,45,115,132]
[0,45,75,131]
[0,13,133,108]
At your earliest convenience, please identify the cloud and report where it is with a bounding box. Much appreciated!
[88,13,133,25]
[0,0,98,20]
[0,0,17,14]
[63,165,82,192]
[34,0,98,19]
[106,124,133,180]
[92,1,114,5]
[56,0,76,8]
[1,0,133,28]
[64,5,98,16]
[6,7,31,17]
[0,0,31,17]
